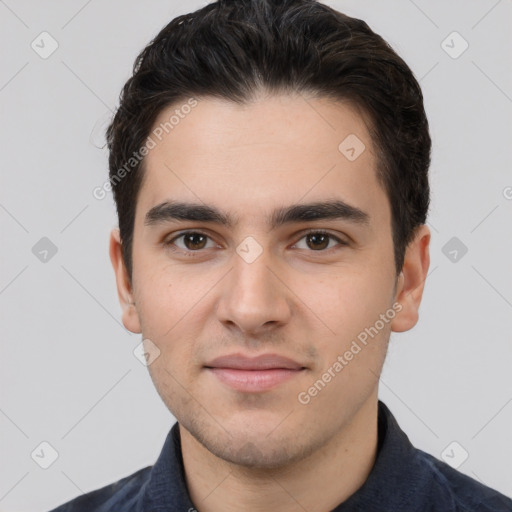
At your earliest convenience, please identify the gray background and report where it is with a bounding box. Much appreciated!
[1,0,511,510]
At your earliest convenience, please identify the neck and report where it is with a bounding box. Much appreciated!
[180,397,379,512]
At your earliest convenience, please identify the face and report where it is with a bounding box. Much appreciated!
[110,93,429,468]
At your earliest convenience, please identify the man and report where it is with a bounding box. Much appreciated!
[50,0,512,510]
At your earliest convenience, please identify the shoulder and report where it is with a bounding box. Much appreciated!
[415,448,512,512]
[48,466,152,512]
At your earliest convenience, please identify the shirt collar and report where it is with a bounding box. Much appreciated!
[141,420,196,511]
[332,400,424,511]
[141,400,425,511]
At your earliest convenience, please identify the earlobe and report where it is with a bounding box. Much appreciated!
[391,224,431,333]
[109,228,142,334]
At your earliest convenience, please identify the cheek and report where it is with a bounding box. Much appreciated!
[133,261,213,365]
[133,250,196,321]
[295,268,395,395]
[300,272,394,402]
[303,266,394,337]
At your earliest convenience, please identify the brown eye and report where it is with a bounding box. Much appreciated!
[166,231,216,254]
[294,230,346,252]
[182,233,208,250]
[305,232,330,251]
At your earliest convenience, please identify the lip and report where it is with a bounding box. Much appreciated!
[204,353,306,392]
[205,353,305,371]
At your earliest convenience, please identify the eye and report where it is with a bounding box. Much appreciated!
[164,229,347,257]
[165,231,217,253]
[293,230,347,251]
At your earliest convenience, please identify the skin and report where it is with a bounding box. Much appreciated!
[110,92,430,512]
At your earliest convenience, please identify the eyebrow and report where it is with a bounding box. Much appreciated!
[144,199,370,229]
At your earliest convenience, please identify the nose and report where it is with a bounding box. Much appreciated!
[216,246,292,336]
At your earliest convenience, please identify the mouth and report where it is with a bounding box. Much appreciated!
[204,353,307,392]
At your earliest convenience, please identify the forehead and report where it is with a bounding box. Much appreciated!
[136,94,388,227]
[147,93,373,162]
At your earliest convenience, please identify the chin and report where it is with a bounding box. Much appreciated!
[185,414,319,470]
[205,434,312,469]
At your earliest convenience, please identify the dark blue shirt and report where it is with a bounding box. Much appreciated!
[49,401,512,511]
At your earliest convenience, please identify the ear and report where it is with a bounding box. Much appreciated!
[391,224,430,333]
[109,228,142,334]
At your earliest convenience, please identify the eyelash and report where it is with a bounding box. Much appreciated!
[164,229,348,257]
